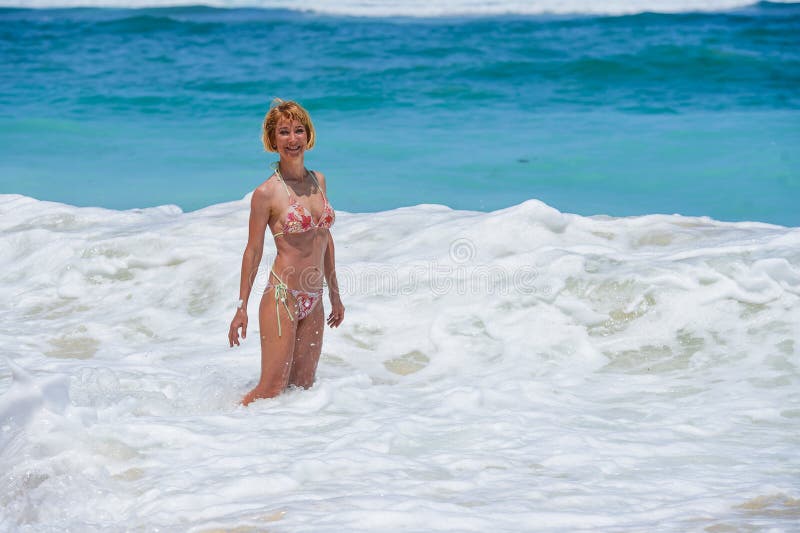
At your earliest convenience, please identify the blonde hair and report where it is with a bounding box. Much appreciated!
[261,98,316,153]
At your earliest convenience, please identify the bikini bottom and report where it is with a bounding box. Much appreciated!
[266,269,323,336]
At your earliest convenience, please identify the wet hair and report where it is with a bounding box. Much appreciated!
[261,98,316,153]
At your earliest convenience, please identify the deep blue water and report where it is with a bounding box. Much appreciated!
[1,3,799,224]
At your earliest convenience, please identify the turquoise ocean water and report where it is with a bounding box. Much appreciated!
[1,2,799,225]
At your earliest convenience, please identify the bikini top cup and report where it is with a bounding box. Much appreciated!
[282,200,335,234]
[273,169,335,238]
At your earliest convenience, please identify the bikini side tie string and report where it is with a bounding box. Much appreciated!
[270,269,294,337]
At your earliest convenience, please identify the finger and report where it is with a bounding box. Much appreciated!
[242,323,247,339]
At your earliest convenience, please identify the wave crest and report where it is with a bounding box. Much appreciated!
[5,0,798,17]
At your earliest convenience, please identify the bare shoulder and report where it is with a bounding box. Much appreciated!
[312,170,328,192]
[250,177,276,216]
[252,173,279,206]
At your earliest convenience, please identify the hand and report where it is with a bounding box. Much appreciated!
[229,309,248,347]
[327,297,345,328]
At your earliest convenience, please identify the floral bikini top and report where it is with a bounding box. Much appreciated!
[272,168,335,238]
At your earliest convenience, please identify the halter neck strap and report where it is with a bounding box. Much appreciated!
[274,166,325,201]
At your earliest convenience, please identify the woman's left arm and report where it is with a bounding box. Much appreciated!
[317,171,344,328]
[324,231,344,328]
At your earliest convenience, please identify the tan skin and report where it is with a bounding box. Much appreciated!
[228,118,345,405]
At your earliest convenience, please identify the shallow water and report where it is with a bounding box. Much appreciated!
[1,193,798,531]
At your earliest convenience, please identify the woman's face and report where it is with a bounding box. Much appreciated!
[274,118,308,160]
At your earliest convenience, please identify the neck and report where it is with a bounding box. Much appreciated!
[277,159,306,181]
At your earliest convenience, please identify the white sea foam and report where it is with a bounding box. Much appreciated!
[2,0,797,16]
[1,193,799,531]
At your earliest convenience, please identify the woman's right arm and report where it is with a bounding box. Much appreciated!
[229,186,270,347]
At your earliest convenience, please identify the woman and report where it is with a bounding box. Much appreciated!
[228,99,345,405]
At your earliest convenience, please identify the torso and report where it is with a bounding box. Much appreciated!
[267,169,334,291]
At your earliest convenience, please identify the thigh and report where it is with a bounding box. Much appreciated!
[288,299,325,389]
[257,287,299,391]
